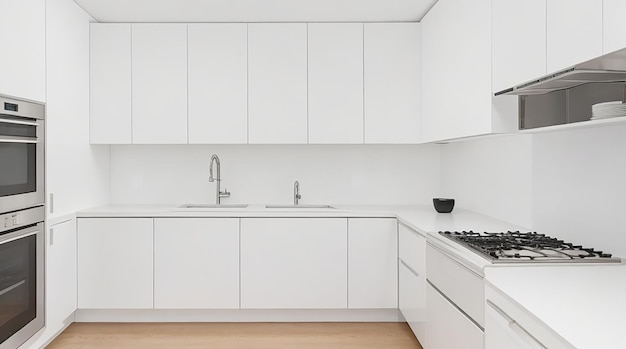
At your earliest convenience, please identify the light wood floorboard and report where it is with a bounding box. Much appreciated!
[46,322,423,349]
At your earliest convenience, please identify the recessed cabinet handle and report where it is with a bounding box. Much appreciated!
[486,300,547,349]
[49,228,54,246]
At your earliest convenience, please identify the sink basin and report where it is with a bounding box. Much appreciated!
[178,204,249,209]
[265,204,336,209]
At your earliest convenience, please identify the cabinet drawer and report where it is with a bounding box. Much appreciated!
[399,261,426,343]
[398,223,425,275]
[426,282,483,349]
[426,243,484,327]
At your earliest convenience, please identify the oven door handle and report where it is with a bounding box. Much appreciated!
[0,226,40,245]
[0,117,39,126]
[0,136,38,144]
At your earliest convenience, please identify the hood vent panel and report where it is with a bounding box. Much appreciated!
[496,48,626,96]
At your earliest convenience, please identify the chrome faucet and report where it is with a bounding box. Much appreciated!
[209,154,230,205]
[294,180,301,205]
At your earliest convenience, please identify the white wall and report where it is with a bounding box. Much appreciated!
[110,144,440,205]
[532,124,626,258]
[46,0,110,218]
[440,134,533,228]
[440,124,626,258]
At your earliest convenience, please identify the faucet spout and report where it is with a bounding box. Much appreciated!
[294,180,301,205]
[209,154,230,204]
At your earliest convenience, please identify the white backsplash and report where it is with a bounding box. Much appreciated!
[441,123,626,258]
[110,144,441,206]
[440,134,534,229]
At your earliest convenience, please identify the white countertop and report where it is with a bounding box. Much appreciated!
[78,203,527,273]
[485,264,626,348]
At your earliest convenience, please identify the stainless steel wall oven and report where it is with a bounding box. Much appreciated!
[0,94,45,349]
[0,206,44,349]
[0,95,45,214]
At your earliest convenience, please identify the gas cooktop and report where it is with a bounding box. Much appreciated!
[439,231,622,263]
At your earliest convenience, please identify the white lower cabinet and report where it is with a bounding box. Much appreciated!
[348,218,397,308]
[399,262,426,343]
[77,218,154,309]
[398,223,426,343]
[154,218,240,309]
[47,219,77,329]
[426,283,483,349]
[240,218,347,309]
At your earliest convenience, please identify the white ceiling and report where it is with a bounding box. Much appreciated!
[73,0,437,23]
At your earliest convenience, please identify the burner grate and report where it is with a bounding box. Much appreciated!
[439,230,619,263]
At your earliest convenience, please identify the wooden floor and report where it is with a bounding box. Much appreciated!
[46,323,423,349]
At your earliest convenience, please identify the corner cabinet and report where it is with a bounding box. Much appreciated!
[398,223,426,344]
[421,0,517,142]
[77,218,154,309]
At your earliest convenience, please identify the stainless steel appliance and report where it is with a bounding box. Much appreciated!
[0,95,45,214]
[439,230,621,263]
[0,206,45,349]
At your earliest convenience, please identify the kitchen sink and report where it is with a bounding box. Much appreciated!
[178,204,249,209]
[265,204,336,209]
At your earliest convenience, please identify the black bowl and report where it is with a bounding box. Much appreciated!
[433,198,455,213]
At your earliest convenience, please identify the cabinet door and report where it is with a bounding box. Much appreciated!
[77,218,153,309]
[90,23,132,144]
[47,219,77,330]
[240,218,347,309]
[154,218,239,309]
[547,0,602,72]
[308,23,363,144]
[485,301,548,349]
[348,218,397,308]
[188,24,248,144]
[399,262,426,345]
[603,0,626,54]
[426,283,483,349]
[421,0,492,142]
[132,24,187,144]
[248,24,307,144]
[364,23,420,144]
[0,0,45,102]
[492,0,546,92]
[398,223,425,276]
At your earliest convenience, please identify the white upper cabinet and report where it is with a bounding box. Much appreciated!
[132,24,188,144]
[188,24,248,144]
[348,218,397,309]
[248,24,308,144]
[308,23,364,144]
[90,23,132,144]
[492,0,547,93]
[422,0,517,143]
[547,0,602,72]
[364,23,420,144]
[603,0,626,54]
[0,0,45,102]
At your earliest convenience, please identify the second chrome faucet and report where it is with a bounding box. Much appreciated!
[209,154,230,205]
[293,180,301,205]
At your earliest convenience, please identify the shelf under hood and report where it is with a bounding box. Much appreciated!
[495,47,626,96]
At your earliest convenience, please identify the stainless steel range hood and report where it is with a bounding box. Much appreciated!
[495,47,626,96]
